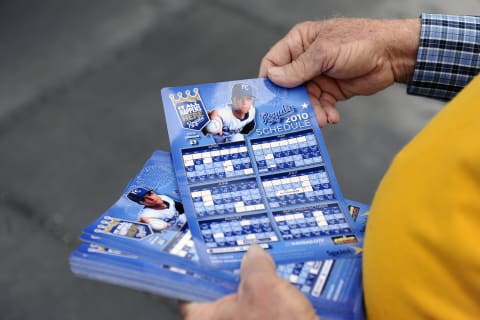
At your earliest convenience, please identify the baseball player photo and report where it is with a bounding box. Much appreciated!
[127,187,187,232]
[203,83,256,144]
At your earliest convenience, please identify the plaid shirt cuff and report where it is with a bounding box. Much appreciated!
[407,13,480,100]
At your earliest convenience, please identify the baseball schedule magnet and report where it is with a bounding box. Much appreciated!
[161,78,366,268]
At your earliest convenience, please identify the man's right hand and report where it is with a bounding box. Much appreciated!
[259,18,420,127]
[180,245,318,320]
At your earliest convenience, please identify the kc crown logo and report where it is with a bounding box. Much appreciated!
[169,88,209,131]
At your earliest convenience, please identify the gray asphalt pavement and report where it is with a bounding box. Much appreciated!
[1,1,477,319]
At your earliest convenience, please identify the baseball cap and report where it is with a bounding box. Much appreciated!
[231,83,255,98]
[127,187,152,203]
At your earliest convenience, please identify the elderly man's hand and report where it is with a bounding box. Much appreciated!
[259,18,420,127]
[180,245,318,320]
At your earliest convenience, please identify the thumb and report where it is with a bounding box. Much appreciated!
[267,50,321,88]
[240,244,276,278]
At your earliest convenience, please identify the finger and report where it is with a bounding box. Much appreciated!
[178,301,193,318]
[259,37,294,77]
[259,24,309,77]
[179,301,215,320]
[309,93,328,128]
[326,108,340,124]
[259,54,275,78]
[237,245,279,307]
[179,295,238,320]
[319,92,340,124]
[306,80,321,98]
[305,82,328,128]
[310,76,347,101]
[240,244,276,278]
[267,47,322,88]
[213,294,241,319]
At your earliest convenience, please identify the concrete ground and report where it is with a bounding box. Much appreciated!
[0,1,476,319]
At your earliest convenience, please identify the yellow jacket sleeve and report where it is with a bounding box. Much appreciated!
[363,75,480,319]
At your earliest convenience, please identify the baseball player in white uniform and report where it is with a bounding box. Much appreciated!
[204,83,256,143]
[127,187,186,232]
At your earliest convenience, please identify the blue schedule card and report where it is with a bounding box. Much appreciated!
[162,78,365,268]
[81,150,233,281]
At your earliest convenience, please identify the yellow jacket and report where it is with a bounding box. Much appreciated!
[364,75,480,319]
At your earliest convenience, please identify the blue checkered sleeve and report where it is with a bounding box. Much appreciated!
[407,13,480,100]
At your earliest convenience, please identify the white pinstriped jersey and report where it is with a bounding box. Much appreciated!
[212,104,255,143]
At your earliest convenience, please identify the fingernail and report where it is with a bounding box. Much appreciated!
[244,244,263,260]
[241,244,276,274]
[267,66,285,78]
